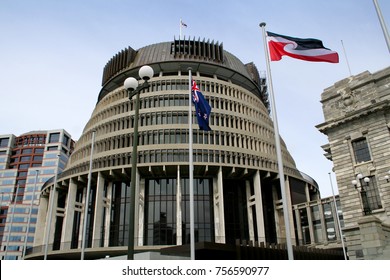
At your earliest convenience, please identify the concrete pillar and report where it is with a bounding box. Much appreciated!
[213,167,225,243]
[78,187,87,246]
[137,175,145,246]
[246,181,255,242]
[92,172,104,247]
[272,184,281,242]
[294,208,303,245]
[176,166,182,245]
[104,182,113,247]
[34,195,49,247]
[284,177,296,245]
[134,169,141,246]
[306,204,315,244]
[247,170,266,243]
[61,179,77,250]
[46,187,59,247]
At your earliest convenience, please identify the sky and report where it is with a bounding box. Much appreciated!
[0,0,389,198]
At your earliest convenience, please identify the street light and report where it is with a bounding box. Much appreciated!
[123,65,154,260]
[383,170,390,182]
[351,173,371,215]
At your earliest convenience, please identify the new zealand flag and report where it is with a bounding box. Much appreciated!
[191,80,212,131]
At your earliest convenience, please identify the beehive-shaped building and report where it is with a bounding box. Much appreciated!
[30,38,320,259]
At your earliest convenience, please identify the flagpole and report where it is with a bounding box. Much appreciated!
[259,22,294,260]
[328,172,347,260]
[188,68,195,260]
[180,18,182,39]
[373,0,390,53]
[81,130,96,260]
[340,40,352,76]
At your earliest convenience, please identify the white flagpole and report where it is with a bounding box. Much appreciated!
[373,0,390,53]
[259,22,294,260]
[180,18,182,39]
[340,40,352,76]
[81,130,96,260]
[188,68,195,260]
[328,172,347,260]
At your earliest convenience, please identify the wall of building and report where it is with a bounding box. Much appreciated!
[28,39,320,260]
[317,66,390,259]
[0,129,74,260]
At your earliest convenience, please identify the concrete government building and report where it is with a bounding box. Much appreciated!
[317,66,390,259]
[28,38,322,259]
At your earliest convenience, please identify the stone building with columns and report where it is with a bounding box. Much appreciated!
[317,66,390,259]
[27,38,320,259]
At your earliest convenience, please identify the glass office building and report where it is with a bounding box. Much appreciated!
[0,130,74,259]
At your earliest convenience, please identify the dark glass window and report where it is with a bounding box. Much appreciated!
[35,148,44,154]
[20,156,31,162]
[0,138,9,147]
[144,179,177,246]
[63,134,70,146]
[352,138,371,163]
[363,176,382,211]
[21,148,33,154]
[181,178,214,244]
[49,133,60,143]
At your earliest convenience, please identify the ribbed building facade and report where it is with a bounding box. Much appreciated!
[28,38,320,259]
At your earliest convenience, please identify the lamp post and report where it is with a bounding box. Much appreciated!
[123,65,154,260]
[351,174,371,215]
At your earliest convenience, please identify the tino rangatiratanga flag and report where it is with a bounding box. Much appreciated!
[266,31,339,63]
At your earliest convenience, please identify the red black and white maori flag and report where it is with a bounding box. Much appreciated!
[266,31,339,63]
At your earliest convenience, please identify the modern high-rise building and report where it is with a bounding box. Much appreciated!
[0,129,74,260]
[28,38,322,260]
[317,66,390,259]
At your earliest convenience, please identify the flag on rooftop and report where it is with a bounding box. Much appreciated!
[191,80,212,131]
[266,31,339,63]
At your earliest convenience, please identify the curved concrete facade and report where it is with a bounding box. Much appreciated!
[29,38,319,259]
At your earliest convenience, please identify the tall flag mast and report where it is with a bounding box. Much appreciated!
[180,19,187,39]
[259,22,339,260]
[373,0,390,53]
[259,22,294,260]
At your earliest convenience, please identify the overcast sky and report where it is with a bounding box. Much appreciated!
[1,0,389,197]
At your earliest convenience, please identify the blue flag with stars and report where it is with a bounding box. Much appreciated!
[191,80,212,131]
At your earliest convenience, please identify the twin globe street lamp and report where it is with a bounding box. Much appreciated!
[351,174,372,215]
[123,65,154,260]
